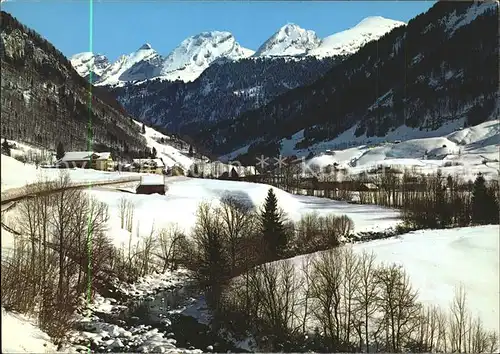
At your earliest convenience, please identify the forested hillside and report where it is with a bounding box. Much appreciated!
[113,56,340,135]
[197,1,498,158]
[0,11,147,154]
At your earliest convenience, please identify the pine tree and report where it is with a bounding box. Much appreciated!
[151,147,157,158]
[56,141,65,160]
[471,174,499,224]
[2,138,10,156]
[141,123,146,134]
[471,174,488,223]
[189,145,194,157]
[260,188,287,260]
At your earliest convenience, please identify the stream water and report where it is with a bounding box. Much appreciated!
[90,283,249,353]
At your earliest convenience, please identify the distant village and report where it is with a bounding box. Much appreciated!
[53,149,260,179]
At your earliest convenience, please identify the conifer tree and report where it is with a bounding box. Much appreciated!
[151,147,157,158]
[189,145,194,157]
[471,174,499,224]
[141,123,146,134]
[260,188,287,260]
[2,138,10,156]
[56,141,65,160]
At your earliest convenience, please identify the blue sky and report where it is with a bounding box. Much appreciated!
[3,1,435,61]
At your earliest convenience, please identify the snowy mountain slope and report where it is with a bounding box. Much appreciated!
[111,16,402,138]
[96,43,163,87]
[70,52,110,81]
[205,1,497,157]
[84,33,253,85]
[444,0,499,35]
[309,16,405,58]
[1,11,148,154]
[301,120,500,181]
[159,31,254,82]
[133,121,198,171]
[254,23,321,57]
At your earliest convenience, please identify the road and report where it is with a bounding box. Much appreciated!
[0,176,141,206]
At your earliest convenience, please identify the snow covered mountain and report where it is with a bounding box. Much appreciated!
[196,0,498,158]
[159,31,254,82]
[254,23,321,57]
[252,18,404,58]
[73,33,253,86]
[309,16,406,58]
[96,43,163,86]
[70,52,110,82]
[71,17,402,85]
[111,17,405,138]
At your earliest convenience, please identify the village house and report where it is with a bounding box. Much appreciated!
[56,151,114,171]
[191,161,258,179]
[132,158,165,174]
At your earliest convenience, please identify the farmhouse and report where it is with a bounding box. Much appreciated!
[132,158,165,174]
[56,151,113,171]
[219,167,240,180]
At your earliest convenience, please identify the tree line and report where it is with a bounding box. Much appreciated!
[219,248,498,352]
[265,162,499,229]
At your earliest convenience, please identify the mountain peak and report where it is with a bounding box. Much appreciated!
[255,23,321,57]
[194,30,233,38]
[138,43,153,50]
[280,23,301,31]
[308,16,405,58]
[158,30,254,82]
[354,16,406,29]
[70,52,110,78]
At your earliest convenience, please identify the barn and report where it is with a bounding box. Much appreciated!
[135,175,166,195]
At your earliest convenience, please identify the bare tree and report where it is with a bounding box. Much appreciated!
[375,263,421,352]
[354,251,380,352]
[119,197,134,231]
[299,254,313,335]
[310,248,345,350]
[335,215,355,238]
[157,223,185,272]
[449,284,468,352]
[218,195,255,273]
[2,172,112,343]
[249,260,302,351]
[341,247,360,345]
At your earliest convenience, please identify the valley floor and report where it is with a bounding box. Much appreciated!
[1,153,499,352]
[289,225,500,336]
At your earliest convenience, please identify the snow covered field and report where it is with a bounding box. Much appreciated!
[87,177,401,249]
[281,120,500,181]
[288,225,500,335]
[0,154,143,191]
[1,307,60,353]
